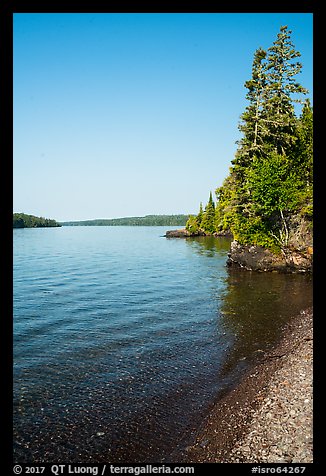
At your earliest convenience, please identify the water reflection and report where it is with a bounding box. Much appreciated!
[218,267,312,377]
[14,231,313,463]
[185,235,231,256]
[185,236,313,389]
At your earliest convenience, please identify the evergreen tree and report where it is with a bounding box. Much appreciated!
[293,99,313,186]
[188,25,312,253]
[185,215,199,234]
[196,202,204,227]
[263,25,308,156]
[234,47,269,166]
[220,26,310,247]
[186,203,203,234]
[215,173,239,233]
[200,192,216,234]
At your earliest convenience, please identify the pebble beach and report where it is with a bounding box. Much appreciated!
[174,308,313,463]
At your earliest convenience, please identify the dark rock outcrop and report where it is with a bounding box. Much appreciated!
[165,229,232,238]
[166,219,312,273]
[165,229,191,238]
[227,240,313,273]
[227,215,313,273]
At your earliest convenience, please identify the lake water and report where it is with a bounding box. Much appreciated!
[13,226,312,463]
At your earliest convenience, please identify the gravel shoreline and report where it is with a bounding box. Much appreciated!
[173,307,313,463]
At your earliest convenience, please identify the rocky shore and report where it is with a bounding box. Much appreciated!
[227,240,313,274]
[165,228,192,238]
[165,228,232,238]
[165,229,313,273]
[173,308,313,463]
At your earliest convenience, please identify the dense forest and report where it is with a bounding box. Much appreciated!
[186,26,313,255]
[61,215,189,227]
[13,213,61,228]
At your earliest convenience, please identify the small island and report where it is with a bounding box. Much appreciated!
[13,213,61,228]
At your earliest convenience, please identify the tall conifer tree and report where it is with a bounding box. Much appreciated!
[234,47,268,166]
[200,192,216,234]
[188,25,312,249]
[263,25,308,156]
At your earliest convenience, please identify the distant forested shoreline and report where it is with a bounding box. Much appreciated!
[60,215,190,227]
[13,213,61,228]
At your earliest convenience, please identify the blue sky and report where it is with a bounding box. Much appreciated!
[13,13,313,221]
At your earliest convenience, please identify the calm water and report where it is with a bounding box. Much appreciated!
[13,226,312,463]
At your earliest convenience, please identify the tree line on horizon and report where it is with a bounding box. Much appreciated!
[13,213,61,228]
[14,214,190,228]
[186,26,313,253]
[61,215,190,227]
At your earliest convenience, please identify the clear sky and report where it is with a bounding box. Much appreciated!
[13,13,313,221]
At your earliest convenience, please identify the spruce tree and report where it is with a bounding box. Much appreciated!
[293,99,313,186]
[189,25,312,251]
[214,25,311,249]
[263,25,308,156]
[234,47,268,166]
[200,192,216,234]
[229,48,271,230]
[196,202,204,228]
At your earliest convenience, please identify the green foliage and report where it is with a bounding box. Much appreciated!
[185,204,204,233]
[189,25,312,253]
[235,47,269,165]
[292,99,313,186]
[186,193,217,236]
[13,213,61,228]
[200,192,216,234]
[215,172,241,233]
[263,25,308,156]
[246,153,302,216]
[225,132,312,250]
[185,215,200,234]
[197,203,204,226]
[297,185,313,220]
[231,214,280,253]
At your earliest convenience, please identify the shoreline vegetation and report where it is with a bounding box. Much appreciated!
[13,214,190,229]
[172,307,313,463]
[59,215,189,227]
[165,228,312,273]
[167,26,313,274]
[163,29,313,462]
[13,213,61,228]
[13,25,313,464]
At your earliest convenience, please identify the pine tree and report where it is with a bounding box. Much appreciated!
[234,26,308,162]
[293,99,313,186]
[185,215,199,234]
[229,48,271,230]
[185,202,205,234]
[196,202,204,227]
[263,25,308,156]
[215,172,240,233]
[213,25,311,249]
[188,25,312,251]
[234,47,269,166]
[200,192,216,234]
